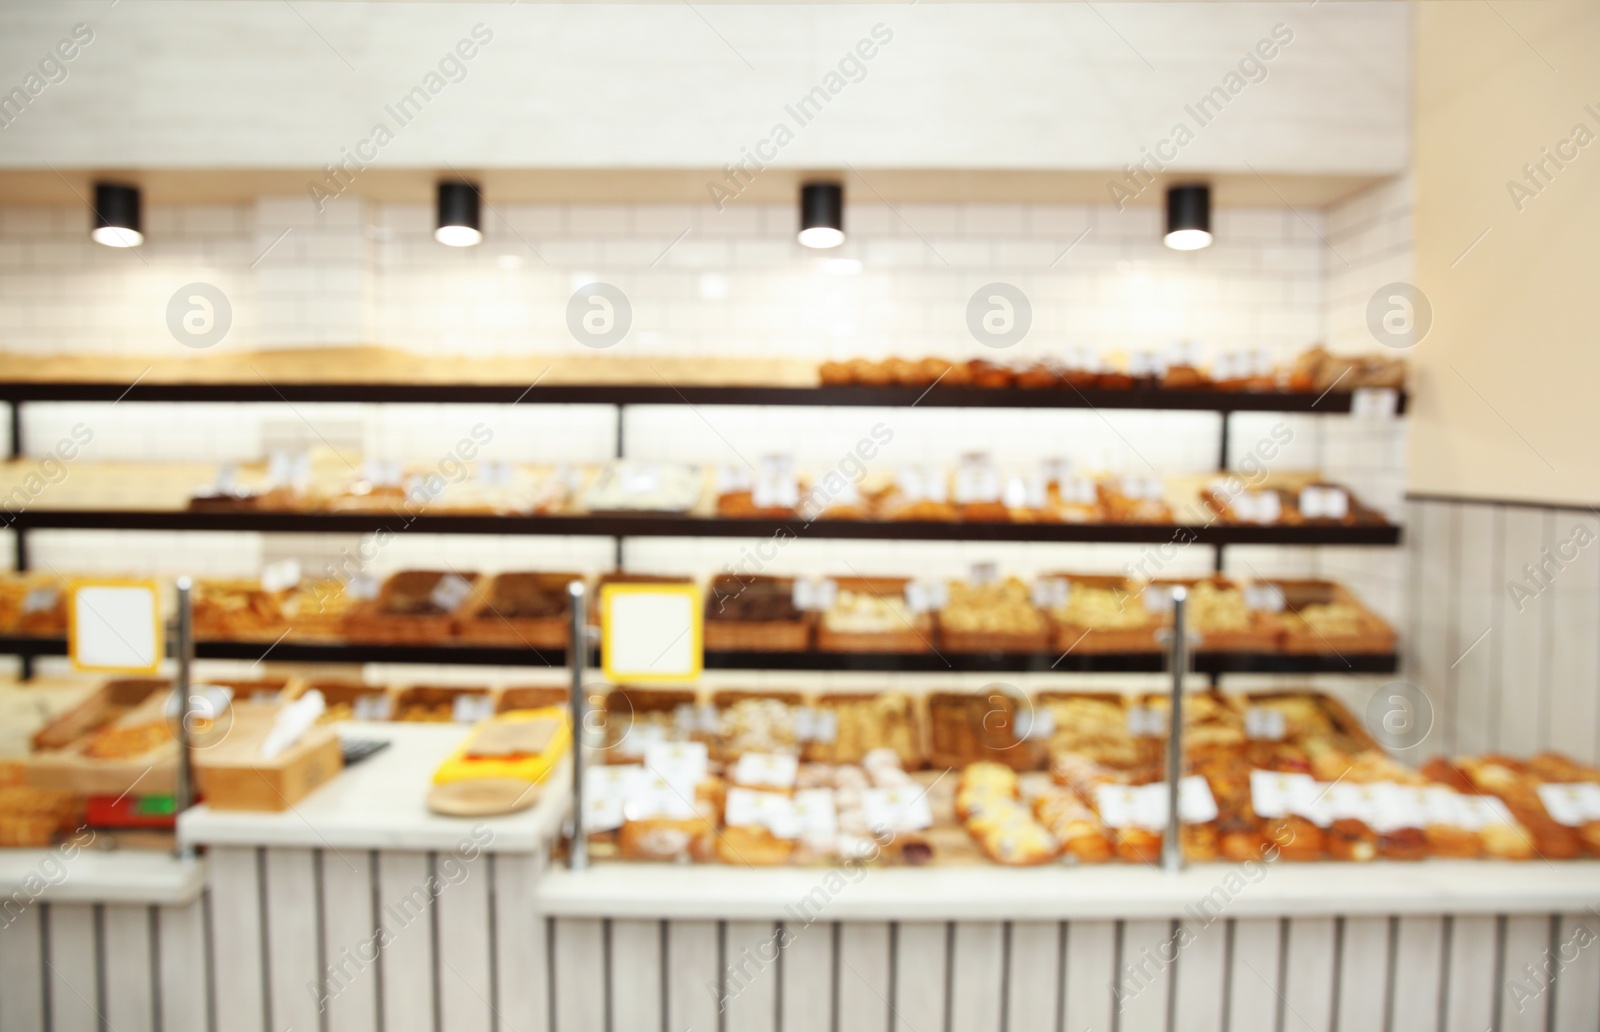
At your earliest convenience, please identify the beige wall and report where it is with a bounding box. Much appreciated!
[1411,1,1600,505]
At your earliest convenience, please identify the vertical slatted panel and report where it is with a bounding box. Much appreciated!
[1411,501,1456,750]
[893,921,947,1032]
[666,919,720,1032]
[158,898,211,1032]
[779,919,833,1032]
[1388,915,1445,1031]
[1116,919,1173,1032]
[1226,918,1282,1032]
[551,918,606,1032]
[1281,916,1336,1032]
[836,922,892,1032]
[1172,916,1227,1032]
[101,903,155,1032]
[493,852,547,1032]
[1004,922,1060,1032]
[949,921,1005,1032]
[1499,914,1552,1032]
[1499,508,1547,756]
[0,902,46,1032]
[264,847,321,1032]
[723,920,779,1032]
[376,851,436,1032]
[436,850,493,1032]
[1062,920,1117,1032]
[610,919,663,1032]
[45,903,100,1032]
[1443,914,1498,1032]
[1544,510,1600,762]
[210,847,266,1032]
[1334,916,1390,1032]
[321,849,379,1032]
[1452,503,1499,754]
[1551,912,1600,1030]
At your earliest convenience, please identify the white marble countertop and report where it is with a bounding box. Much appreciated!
[178,723,570,854]
[539,859,1600,921]
[0,848,206,905]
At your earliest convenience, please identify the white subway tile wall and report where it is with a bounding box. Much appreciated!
[0,191,1411,656]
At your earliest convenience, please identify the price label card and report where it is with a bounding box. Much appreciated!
[352,693,393,721]
[1352,387,1400,420]
[1093,784,1143,828]
[1126,705,1166,737]
[792,578,838,613]
[955,454,1002,504]
[1016,706,1056,741]
[346,573,380,601]
[22,585,60,614]
[733,752,799,790]
[69,579,164,674]
[1243,583,1286,613]
[451,693,495,724]
[585,764,645,801]
[601,583,702,684]
[968,562,999,586]
[430,574,475,613]
[725,787,802,839]
[753,455,799,509]
[645,740,709,785]
[260,559,302,593]
[1452,793,1516,829]
[1128,777,1218,828]
[1244,707,1287,741]
[1250,770,1315,819]
[1537,783,1600,827]
[1031,577,1069,610]
[626,772,700,821]
[582,795,626,832]
[905,580,948,614]
[793,789,839,838]
[861,785,933,832]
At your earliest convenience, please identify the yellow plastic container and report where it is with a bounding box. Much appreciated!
[431,707,571,786]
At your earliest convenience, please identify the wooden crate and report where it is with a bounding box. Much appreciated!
[1152,576,1277,653]
[194,702,343,812]
[26,692,178,796]
[925,689,1045,772]
[392,684,493,723]
[703,574,813,651]
[816,577,935,653]
[1046,574,1161,654]
[1261,579,1397,655]
[455,572,583,648]
[31,677,168,751]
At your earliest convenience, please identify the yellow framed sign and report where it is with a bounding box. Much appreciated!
[600,582,702,685]
[68,579,164,674]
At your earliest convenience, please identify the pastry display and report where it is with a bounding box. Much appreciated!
[803,692,919,768]
[816,579,934,653]
[193,578,289,641]
[344,569,481,644]
[0,574,68,637]
[703,575,811,651]
[1044,575,1158,653]
[456,572,581,647]
[938,576,1050,652]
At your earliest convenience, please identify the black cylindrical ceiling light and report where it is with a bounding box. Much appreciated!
[435,180,482,247]
[91,182,143,248]
[798,181,845,249]
[1164,183,1212,251]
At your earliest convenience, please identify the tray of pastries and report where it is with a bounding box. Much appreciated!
[1041,574,1161,653]
[927,687,1046,773]
[1252,579,1397,654]
[815,577,935,653]
[1149,577,1278,652]
[703,574,812,652]
[455,572,582,648]
[343,569,481,644]
[937,575,1051,653]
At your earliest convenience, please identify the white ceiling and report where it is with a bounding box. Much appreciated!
[0,2,1409,175]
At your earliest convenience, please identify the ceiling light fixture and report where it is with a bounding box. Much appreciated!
[90,182,143,248]
[1164,183,1213,251]
[798,182,845,249]
[435,180,482,247]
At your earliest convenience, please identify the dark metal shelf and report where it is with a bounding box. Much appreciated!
[0,380,1405,414]
[0,636,1396,675]
[7,509,1402,545]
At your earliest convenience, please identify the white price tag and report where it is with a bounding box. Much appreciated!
[1451,793,1517,829]
[1128,776,1218,828]
[260,559,302,593]
[792,578,838,613]
[861,785,933,832]
[1299,486,1350,521]
[582,795,626,832]
[1094,784,1143,828]
[1250,770,1315,819]
[1243,583,1286,613]
[1031,577,1070,610]
[955,454,1002,504]
[22,586,59,613]
[793,789,839,838]
[1142,585,1174,614]
[451,693,495,724]
[1537,783,1600,827]
[725,787,801,839]
[733,752,800,790]
[1352,387,1399,420]
[352,693,393,721]
[430,574,474,613]
[1127,705,1166,737]
[753,455,799,509]
[645,741,709,785]
[794,708,838,744]
[968,562,999,586]
[1244,707,1287,741]
[346,573,380,601]
[1016,706,1056,742]
[905,580,948,614]
[616,721,667,759]
[585,764,646,801]
[627,772,700,821]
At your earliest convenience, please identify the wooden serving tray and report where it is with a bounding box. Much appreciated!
[1047,574,1161,654]
[1262,579,1397,655]
[344,570,482,644]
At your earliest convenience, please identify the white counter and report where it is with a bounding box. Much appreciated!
[0,848,205,905]
[539,858,1600,920]
[178,722,570,853]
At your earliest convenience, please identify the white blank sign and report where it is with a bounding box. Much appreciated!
[603,588,699,682]
[72,583,161,672]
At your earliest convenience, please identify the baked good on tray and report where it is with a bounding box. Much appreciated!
[456,572,581,647]
[704,575,810,651]
[193,578,289,641]
[938,576,1050,652]
[343,570,481,643]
